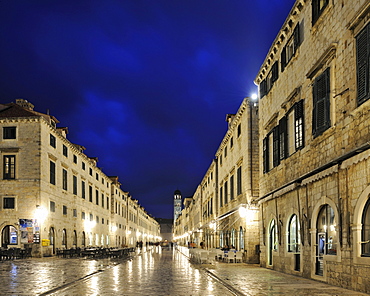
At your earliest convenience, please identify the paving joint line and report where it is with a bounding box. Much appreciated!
[175,248,247,296]
[38,257,133,296]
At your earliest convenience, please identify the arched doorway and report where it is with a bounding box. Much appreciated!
[62,229,67,249]
[49,227,55,254]
[81,231,86,247]
[268,219,277,266]
[316,204,337,275]
[72,230,77,247]
[1,225,18,247]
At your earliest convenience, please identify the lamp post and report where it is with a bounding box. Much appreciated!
[34,205,48,257]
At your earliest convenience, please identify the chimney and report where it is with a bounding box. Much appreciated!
[15,99,34,111]
[226,114,235,128]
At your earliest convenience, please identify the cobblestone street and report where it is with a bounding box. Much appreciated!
[0,247,368,295]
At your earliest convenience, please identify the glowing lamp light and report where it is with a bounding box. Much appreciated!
[112,225,118,232]
[35,206,48,224]
[84,219,96,231]
[239,206,248,218]
[251,93,258,101]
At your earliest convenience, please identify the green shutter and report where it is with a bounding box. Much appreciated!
[357,24,370,105]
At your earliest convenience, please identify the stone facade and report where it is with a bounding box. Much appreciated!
[173,98,260,263]
[0,99,160,256]
[255,0,370,293]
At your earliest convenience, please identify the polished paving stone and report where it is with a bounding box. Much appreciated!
[0,247,368,295]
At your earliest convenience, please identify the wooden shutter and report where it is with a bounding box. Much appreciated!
[263,137,269,173]
[279,117,287,160]
[281,47,287,72]
[313,68,330,137]
[272,61,279,83]
[273,127,280,167]
[357,24,370,105]
[293,23,300,54]
[260,79,267,98]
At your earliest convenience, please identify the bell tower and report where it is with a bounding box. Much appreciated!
[173,189,182,222]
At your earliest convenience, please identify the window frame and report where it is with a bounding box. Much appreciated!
[3,127,16,140]
[50,201,56,212]
[62,145,68,157]
[50,161,56,185]
[237,166,242,196]
[50,134,56,148]
[73,175,77,195]
[62,169,68,191]
[3,197,15,209]
[3,155,16,179]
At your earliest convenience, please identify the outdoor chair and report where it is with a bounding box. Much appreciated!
[234,251,243,263]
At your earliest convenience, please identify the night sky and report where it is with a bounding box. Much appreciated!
[0,0,296,219]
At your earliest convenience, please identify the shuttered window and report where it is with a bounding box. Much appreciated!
[312,0,328,25]
[357,23,370,105]
[313,68,330,137]
[281,23,301,72]
[260,61,279,98]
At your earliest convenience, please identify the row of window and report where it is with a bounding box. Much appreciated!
[260,0,330,98]
[50,160,110,208]
[262,17,370,172]
[50,133,109,188]
[219,123,242,165]
[269,204,336,257]
[219,167,242,207]
[260,21,302,98]
[263,99,304,173]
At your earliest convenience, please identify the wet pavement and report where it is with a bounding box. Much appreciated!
[0,247,368,295]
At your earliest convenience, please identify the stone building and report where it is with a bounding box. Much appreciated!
[254,0,370,293]
[173,97,260,263]
[0,99,160,256]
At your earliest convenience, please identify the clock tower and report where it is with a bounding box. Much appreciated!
[173,189,182,222]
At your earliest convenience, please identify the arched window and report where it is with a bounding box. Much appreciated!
[288,214,300,252]
[239,227,244,250]
[362,199,370,256]
[62,229,67,248]
[231,229,235,248]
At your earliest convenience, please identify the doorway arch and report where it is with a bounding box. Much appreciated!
[1,225,18,247]
[49,227,55,254]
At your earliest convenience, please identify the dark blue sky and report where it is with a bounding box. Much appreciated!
[0,0,295,219]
